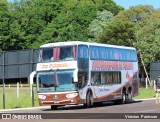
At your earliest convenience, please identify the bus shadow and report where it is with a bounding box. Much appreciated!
[41,100,143,111]
[132,100,143,103]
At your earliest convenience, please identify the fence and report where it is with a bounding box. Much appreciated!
[0,49,38,83]
[150,62,160,81]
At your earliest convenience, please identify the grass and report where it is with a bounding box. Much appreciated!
[0,87,39,109]
[0,86,156,110]
[133,87,155,99]
[0,84,36,87]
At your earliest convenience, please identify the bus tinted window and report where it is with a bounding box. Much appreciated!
[59,46,74,60]
[39,46,77,62]
[91,72,101,85]
[40,48,53,62]
[90,46,137,61]
[78,45,89,71]
[91,71,121,85]
[78,45,88,58]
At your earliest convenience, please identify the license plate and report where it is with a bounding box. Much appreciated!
[54,101,59,103]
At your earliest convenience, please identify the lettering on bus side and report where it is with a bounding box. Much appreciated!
[98,88,110,92]
[92,61,133,70]
[123,62,133,70]
[39,62,73,70]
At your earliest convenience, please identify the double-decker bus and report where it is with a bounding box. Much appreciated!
[30,41,139,109]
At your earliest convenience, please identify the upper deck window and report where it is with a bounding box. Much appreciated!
[40,48,53,62]
[39,46,77,62]
[90,46,137,62]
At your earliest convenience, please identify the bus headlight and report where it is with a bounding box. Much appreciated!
[66,93,78,99]
[38,95,46,100]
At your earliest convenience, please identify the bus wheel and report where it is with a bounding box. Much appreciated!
[127,92,132,103]
[51,105,58,110]
[121,92,127,104]
[85,91,92,108]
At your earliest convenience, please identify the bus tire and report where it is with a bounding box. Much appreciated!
[121,92,127,104]
[85,91,92,108]
[51,105,58,110]
[127,92,132,103]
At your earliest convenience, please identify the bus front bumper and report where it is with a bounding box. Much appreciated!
[38,92,80,106]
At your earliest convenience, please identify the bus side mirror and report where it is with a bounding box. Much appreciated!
[30,71,36,84]
[74,77,78,82]
[73,69,78,82]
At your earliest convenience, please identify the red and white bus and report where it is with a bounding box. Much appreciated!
[30,41,139,109]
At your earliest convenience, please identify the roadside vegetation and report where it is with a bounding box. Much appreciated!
[133,87,155,100]
[0,87,39,109]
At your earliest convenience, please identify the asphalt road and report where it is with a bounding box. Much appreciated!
[0,99,160,122]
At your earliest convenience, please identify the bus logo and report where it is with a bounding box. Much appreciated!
[54,95,59,101]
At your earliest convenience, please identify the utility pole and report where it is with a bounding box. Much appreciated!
[2,51,5,109]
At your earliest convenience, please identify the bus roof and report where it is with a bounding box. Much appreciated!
[40,41,136,50]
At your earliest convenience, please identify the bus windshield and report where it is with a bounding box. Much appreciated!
[37,70,77,92]
[39,46,76,62]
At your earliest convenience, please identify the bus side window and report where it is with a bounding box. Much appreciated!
[107,72,113,84]
[91,72,95,85]
[113,72,118,84]
[118,72,121,84]
[91,72,101,85]
[101,72,107,85]
[104,72,108,85]
[95,72,101,85]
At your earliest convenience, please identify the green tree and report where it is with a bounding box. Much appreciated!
[0,0,123,50]
[88,10,114,42]
[37,0,97,46]
[0,0,11,50]
[95,0,124,15]
[98,19,135,46]
[135,10,160,65]
[21,0,123,48]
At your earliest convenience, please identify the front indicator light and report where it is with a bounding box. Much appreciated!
[66,93,78,98]
[38,95,46,100]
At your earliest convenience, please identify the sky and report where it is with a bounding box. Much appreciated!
[113,0,160,9]
[8,0,160,9]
